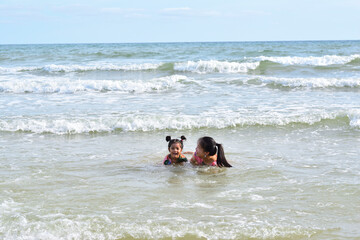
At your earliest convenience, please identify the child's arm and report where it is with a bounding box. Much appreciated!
[183,151,194,155]
[183,151,198,165]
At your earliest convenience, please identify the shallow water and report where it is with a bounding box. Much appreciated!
[1,41,360,239]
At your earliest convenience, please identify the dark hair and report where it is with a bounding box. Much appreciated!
[198,136,232,167]
[166,135,186,149]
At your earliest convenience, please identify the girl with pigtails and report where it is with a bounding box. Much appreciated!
[163,136,188,165]
[190,136,232,167]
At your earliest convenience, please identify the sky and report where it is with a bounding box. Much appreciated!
[0,0,360,44]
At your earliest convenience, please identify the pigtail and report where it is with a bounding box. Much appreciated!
[166,135,186,149]
[216,143,232,168]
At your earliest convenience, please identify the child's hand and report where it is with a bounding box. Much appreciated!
[190,155,198,165]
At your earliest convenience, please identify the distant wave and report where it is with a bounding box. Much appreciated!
[1,75,359,94]
[348,57,360,65]
[174,60,260,73]
[0,61,259,74]
[0,75,187,93]
[172,55,360,74]
[256,54,360,66]
[1,110,358,134]
[199,76,360,89]
[248,76,360,88]
[0,63,162,73]
[79,50,160,59]
[1,54,359,74]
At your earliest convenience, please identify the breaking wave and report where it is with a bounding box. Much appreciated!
[256,54,360,66]
[0,75,187,93]
[174,60,260,73]
[0,63,163,73]
[249,76,360,88]
[1,110,359,134]
[1,54,359,75]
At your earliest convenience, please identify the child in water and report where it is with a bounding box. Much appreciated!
[190,136,232,167]
[163,136,188,165]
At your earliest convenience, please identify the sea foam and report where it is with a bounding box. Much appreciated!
[0,75,187,93]
[0,63,162,73]
[254,76,360,88]
[174,60,259,73]
[1,110,358,134]
[257,54,360,66]
[349,109,360,128]
[1,54,358,74]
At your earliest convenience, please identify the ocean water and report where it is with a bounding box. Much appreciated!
[1,41,360,239]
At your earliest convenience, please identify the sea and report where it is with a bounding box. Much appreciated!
[1,41,360,239]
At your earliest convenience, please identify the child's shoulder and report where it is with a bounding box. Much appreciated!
[178,154,188,163]
[163,154,188,165]
[163,154,171,165]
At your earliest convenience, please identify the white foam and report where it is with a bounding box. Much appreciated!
[0,66,40,74]
[0,214,118,240]
[174,60,259,73]
[1,54,357,74]
[257,54,360,66]
[0,75,187,93]
[0,62,162,73]
[0,199,320,240]
[0,218,315,240]
[169,201,213,209]
[1,198,21,213]
[349,109,360,128]
[249,194,264,201]
[43,63,162,72]
[218,188,277,202]
[255,76,360,88]
[0,109,356,134]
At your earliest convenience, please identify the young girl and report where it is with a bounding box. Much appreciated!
[190,136,232,167]
[163,136,188,165]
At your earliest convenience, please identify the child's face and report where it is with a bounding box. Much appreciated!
[169,142,182,159]
[195,141,207,158]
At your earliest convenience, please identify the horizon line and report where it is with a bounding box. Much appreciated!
[1,39,359,46]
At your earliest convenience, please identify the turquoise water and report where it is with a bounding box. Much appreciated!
[1,41,360,239]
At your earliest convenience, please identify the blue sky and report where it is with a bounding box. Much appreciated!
[1,0,359,44]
